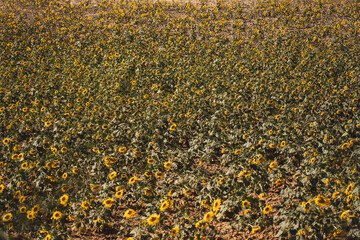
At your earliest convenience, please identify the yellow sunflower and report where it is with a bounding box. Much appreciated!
[242,200,250,208]
[128,176,137,185]
[82,201,90,210]
[2,213,12,222]
[20,206,27,213]
[195,220,206,229]
[345,183,354,195]
[109,171,117,180]
[170,226,180,236]
[27,211,35,220]
[2,138,9,145]
[124,209,136,219]
[234,149,242,155]
[155,171,164,179]
[52,211,62,220]
[115,190,124,198]
[147,158,156,164]
[60,194,69,206]
[213,198,221,212]
[160,201,170,211]
[118,147,127,153]
[314,195,331,207]
[102,198,115,208]
[262,205,272,214]
[251,226,261,234]
[147,214,160,225]
[164,161,172,169]
[203,211,214,222]
[32,205,40,213]
[184,189,194,196]
[169,124,177,131]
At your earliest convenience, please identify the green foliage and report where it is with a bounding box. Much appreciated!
[0,0,359,239]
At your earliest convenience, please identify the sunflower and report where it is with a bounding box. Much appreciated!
[118,147,127,153]
[124,209,136,219]
[0,184,4,193]
[2,213,12,222]
[60,194,69,205]
[238,170,251,178]
[243,209,253,215]
[147,214,160,225]
[213,198,221,212]
[81,201,90,210]
[219,178,226,184]
[27,211,35,220]
[242,200,250,208]
[62,173,68,179]
[275,179,285,186]
[234,149,242,155]
[297,230,307,236]
[169,124,177,131]
[195,220,206,229]
[201,200,208,208]
[21,162,28,170]
[340,210,350,220]
[102,198,115,208]
[314,195,330,207]
[345,183,354,195]
[45,121,52,127]
[90,184,100,192]
[61,147,68,153]
[19,196,26,203]
[147,158,156,164]
[144,188,153,196]
[109,171,117,180]
[203,211,214,222]
[184,189,194,196]
[32,205,40,213]
[280,141,286,147]
[262,205,272,214]
[128,176,137,185]
[164,161,172,169]
[160,201,170,211]
[170,227,180,236]
[251,226,261,234]
[115,190,124,198]
[52,211,62,220]
[155,171,164,179]
[168,189,175,197]
[20,206,27,213]
[341,143,350,149]
[2,138,9,145]
[144,171,152,178]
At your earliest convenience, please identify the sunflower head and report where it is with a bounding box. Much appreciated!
[262,205,272,214]
[124,209,136,219]
[147,214,160,225]
[52,211,62,220]
[203,211,214,222]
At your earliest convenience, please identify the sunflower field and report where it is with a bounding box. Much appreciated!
[0,0,360,239]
